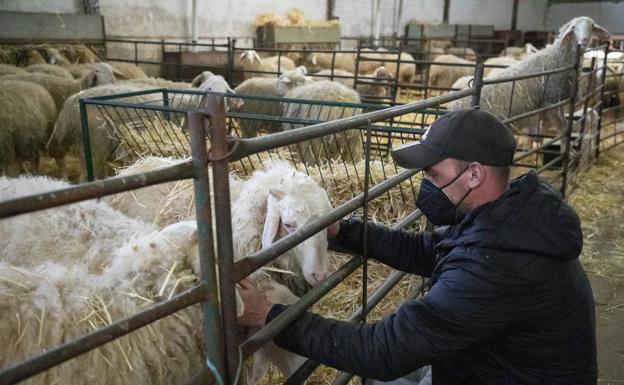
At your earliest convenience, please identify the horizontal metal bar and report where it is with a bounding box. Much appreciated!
[231,89,475,160]
[240,257,362,357]
[536,154,564,174]
[513,134,565,162]
[84,88,167,100]
[0,284,212,385]
[234,168,420,281]
[106,38,229,48]
[482,65,574,85]
[0,161,194,220]
[501,98,571,126]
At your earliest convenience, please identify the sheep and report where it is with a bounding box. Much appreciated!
[42,47,72,66]
[107,158,333,293]
[299,51,356,74]
[25,63,74,79]
[378,51,417,84]
[231,68,311,137]
[283,80,363,165]
[240,50,295,78]
[450,75,474,92]
[49,83,156,180]
[50,74,240,180]
[313,67,394,99]
[428,54,476,90]
[483,56,519,77]
[2,63,117,113]
[424,47,446,62]
[500,43,539,60]
[109,62,148,79]
[65,63,95,79]
[0,63,27,76]
[0,80,57,175]
[445,47,477,62]
[449,17,610,143]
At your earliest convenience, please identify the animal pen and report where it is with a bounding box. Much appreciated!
[1,44,624,385]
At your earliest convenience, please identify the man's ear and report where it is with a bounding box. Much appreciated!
[467,162,485,189]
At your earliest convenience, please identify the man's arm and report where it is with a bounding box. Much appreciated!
[262,259,513,381]
[330,218,439,276]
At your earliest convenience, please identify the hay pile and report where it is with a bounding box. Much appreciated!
[115,117,191,161]
[254,8,339,28]
[569,145,624,277]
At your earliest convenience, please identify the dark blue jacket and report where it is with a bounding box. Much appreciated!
[266,172,596,384]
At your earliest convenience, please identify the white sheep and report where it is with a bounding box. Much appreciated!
[450,17,609,142]
[240,50,296,78]
[445,47,477,62]
[0,80,57,175]
[428,54,475,90]
[500,43,539,60]
[232,67,312,137]
[0,174,309,385]
[483,56,519,77]
[299,51,356,74]
[283,80,364,165]
[25,63,74,79]
[313,66,394,99]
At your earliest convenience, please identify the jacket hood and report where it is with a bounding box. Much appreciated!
[439,171,583,260]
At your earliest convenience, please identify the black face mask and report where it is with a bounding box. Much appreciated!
[416,166,472,226]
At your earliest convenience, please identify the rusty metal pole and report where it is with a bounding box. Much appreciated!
[471,63,484,108]
[595,44,609,159]
[204,94,240,384]
[561,45,581,199]
[188,109,226,381]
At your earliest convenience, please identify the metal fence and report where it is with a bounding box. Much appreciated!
[1,43,624,385]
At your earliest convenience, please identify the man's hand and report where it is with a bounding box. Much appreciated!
[327,221,340,238]
[237,279,274,328]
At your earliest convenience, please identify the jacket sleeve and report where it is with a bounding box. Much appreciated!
[329,218,438,277]
[266,257,515,381]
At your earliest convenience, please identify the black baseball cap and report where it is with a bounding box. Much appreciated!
[391,108,516,169]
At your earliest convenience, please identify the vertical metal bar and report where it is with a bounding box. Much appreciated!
[360,124,372,385]
[134,41,138,65]
[595,44,609,159]
[227,38,235,84]
[79,100,95,181]
[471,63,485,108]
[163,90,170,120]
[204,94,239,384]
[188,110,226,381]
[560,44,581,199]
[577,57,596,162]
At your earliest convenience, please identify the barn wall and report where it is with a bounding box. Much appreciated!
[546,1,624,34]
[0,0,80,14]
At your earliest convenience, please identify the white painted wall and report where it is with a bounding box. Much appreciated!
[100,0,325,41]
[449,0,515,30]
[0,0,79,14]
[547,2,624,34]
[517,0,548,31]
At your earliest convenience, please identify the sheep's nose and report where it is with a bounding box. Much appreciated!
[311,272,326,284]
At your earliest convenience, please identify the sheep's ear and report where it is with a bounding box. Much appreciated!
[593,23,610,42]
[160,221,198,248]
[112,68,129,81]
[253,51,262,63]
[190,73,205,88]
[262,194,282,249]
[269,189,286,200]
[311,54,317,66]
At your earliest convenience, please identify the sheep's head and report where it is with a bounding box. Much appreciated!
[302,52,318,67]
[82,63,117,89]
[261,188,332,286]
[276,68,312,95]
[558,17,609,48]
[198,75,244,109]
[191,71,215,88]
[240,50,262,64]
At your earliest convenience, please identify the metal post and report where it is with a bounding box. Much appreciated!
[511,0,519,31]
[187,110,226,381]
[163,90,170,120]
[79,99,95,181]
[227,38,235,84]
[577,57,596,167]
[134,41,138,65]
[560,45,581,199]
[443,0,450,23]
[470,63,485,108]
[595,44,609,159]
[204,94,240,384]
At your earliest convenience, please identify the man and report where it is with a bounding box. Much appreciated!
[238,109,597,384]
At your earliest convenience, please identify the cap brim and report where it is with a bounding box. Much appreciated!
[391,141,445,169]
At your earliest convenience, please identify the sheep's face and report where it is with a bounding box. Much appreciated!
[240,50,262,64]
[560,17,609,48]
[199,75,244,108]
[262,189,330,286]
[92,63,117,86]
[276,71,312,95]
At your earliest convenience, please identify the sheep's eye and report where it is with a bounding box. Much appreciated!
[283,223,296,232]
